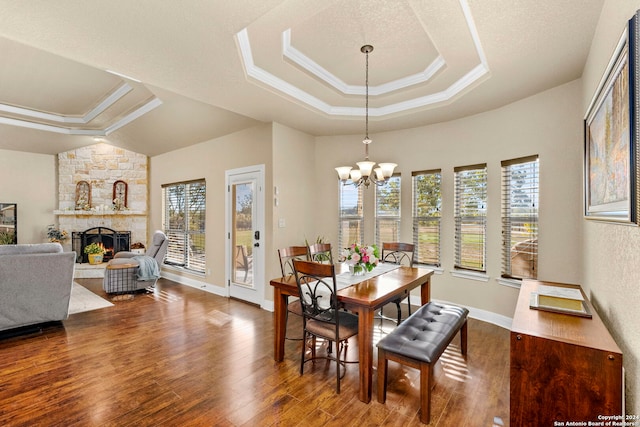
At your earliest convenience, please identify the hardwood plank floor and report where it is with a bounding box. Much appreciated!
[0,278,510,426]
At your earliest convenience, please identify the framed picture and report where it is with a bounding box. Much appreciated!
[584,12,639,223]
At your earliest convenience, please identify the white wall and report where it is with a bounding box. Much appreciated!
[582,0,640,415]
[0,149,56,243]
[315,79,584,321]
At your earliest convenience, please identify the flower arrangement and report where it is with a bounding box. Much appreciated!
[342,243,380,275]
[46,224,69,243]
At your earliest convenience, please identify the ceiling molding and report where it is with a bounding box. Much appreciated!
[282,29,446,96]
[237,0,490,118]
[0,96,163,136]
[0,83,133,124]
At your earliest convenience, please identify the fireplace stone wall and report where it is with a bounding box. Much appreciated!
[55,144,148,251]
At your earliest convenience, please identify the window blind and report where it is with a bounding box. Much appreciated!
[162,179,206,273]
[501,156,539,279]
[454,164,487,272]
[338,182,364,251]
[375,175,401,247]
[412,170,441,266]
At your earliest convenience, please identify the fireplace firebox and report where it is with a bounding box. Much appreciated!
[72,227,131,263]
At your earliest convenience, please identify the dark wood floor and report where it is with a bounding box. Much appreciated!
[0,278,510,426]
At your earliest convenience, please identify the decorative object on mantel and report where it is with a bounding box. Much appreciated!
[113,180,128,210]
[335,45,397,188]
[84,242,105,265]
[75,181,91,210]
[131,242,146,255]
[46,224,68,243]
[342,243,379,275]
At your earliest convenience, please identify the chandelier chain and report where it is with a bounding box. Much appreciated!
[364,47,370,159]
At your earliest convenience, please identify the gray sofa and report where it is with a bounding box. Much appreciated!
[0,243,76,332]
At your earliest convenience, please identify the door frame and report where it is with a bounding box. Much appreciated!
[225,164,265,307]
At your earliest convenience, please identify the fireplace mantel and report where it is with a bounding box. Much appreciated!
[54,210,146,216]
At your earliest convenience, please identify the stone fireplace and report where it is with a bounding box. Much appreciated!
[54,144,148,260]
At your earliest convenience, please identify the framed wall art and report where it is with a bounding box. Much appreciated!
[584,11,639,223]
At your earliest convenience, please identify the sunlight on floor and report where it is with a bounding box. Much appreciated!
[439,344,472,382]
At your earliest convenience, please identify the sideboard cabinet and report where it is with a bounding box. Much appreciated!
[510,279,623,426]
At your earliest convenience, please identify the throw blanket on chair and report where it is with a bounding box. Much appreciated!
[133,256,160,281]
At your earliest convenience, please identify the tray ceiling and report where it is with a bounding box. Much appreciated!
[0,0,604,156]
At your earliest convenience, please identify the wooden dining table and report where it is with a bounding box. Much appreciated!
[270,263,434,403]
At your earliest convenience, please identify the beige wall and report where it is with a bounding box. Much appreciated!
[271,123,316,271]
[315,79,584,321]
[582,0,640,414]
[0,148,56,243]
[149,124,273,291]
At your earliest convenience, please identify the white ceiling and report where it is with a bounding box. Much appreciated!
[0,0,604,156]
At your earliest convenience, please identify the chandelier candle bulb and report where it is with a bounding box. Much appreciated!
[335,166,352,181]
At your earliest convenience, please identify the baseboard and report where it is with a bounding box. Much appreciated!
[427,299,513,330]
[160,270,227,297]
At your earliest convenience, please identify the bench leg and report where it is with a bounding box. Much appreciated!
[460,319,468,356]
[377,348,388,403]
[419,362,433,424]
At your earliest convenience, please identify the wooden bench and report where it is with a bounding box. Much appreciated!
[376,302,469,424]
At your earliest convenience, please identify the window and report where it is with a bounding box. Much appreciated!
[162,179,206,273]
[375,175,401,247]
[338,182,364,250]
[502,156,539,279]
[412,170,441,266]
[454,164,487,272]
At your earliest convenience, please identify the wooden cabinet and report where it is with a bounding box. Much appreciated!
[510,279,623,426]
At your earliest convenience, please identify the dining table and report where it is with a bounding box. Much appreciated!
[270,262,434,403]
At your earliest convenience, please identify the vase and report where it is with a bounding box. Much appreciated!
[349,264,365,276]
[88,253,103,265]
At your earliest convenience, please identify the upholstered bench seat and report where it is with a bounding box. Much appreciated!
[377,302,469,424]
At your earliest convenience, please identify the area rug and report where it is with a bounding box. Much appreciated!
[68,282,114,315]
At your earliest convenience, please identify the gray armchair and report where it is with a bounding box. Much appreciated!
[103,230,169,294]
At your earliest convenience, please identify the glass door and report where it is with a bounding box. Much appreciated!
[226,166,264,306]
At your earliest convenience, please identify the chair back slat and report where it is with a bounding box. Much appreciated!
[278,246,309,276]
[308,243,333,264]
[381,242,415,267]
[292,259,338,320]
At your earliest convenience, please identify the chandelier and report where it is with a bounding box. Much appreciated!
[335,45,397,188]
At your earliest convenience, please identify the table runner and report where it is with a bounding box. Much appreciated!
[334,262,401,290]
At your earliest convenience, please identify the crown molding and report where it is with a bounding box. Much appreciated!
[282,29,446,96]
[237,0,490,118]
[0,96,163,136]
[0,83,132,124]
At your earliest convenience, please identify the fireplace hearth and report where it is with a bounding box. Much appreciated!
[72,227,131,263]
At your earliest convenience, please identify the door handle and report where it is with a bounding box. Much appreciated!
[254,230,260,240]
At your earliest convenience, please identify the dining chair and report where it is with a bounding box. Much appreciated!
[308,243,333,264]
[292,259,359,393]
[277,246,310,340]
[379,242,415,325]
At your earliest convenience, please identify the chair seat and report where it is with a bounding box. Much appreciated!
[288,299,303,316]
[306,311,359,341]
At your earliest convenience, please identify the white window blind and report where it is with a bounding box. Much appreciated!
[501,156,539,279]
[454,164,487,272]
[375,175,401,247]
[338,182,364,250]
[412,170,441,266]
[162,179,206,273]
